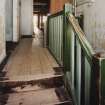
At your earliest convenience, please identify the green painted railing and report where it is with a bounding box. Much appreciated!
[48,3,105,105]
[64,12,97,105]
[48,11,63,64]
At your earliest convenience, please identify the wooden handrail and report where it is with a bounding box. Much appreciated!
[67,13,95,61]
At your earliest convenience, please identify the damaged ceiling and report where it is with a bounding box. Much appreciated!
[33,0,50,14]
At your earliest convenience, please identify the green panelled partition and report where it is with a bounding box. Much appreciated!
[48,11,63,65]
[101,58,105,105]
[48,3,105,105]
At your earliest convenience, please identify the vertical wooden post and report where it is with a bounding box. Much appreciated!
[63,3,76,103]
[100,57,105,105]
[90,55,100,105]
[41,15,43,29]
[63,4,75,86]
[47,16,49,47]
[38,14,40,28]
[81,50,85,105]
[63,3,73,72]
[75,39,81,105]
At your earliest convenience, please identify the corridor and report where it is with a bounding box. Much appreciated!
[3,38,59,81]
[0,0,105,105]
[0,30,73,105]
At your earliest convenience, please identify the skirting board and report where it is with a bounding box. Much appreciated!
[21,35,33,38]
[0,49,6,64]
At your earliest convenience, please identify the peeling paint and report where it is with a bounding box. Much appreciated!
[0,0,6,64]
[13,0,21,42]
[20,0,33,36]
[76,0,105,52]
[5,0,13,41]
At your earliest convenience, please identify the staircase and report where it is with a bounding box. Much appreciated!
[0,67,73,105]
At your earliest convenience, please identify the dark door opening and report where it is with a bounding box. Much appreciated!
[33,0,50,47]
[77,14,84,31]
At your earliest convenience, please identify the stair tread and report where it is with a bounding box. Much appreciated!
[0,87,73,105]
[0,72,63,82]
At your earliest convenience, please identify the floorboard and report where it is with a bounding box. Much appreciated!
[0,87,72,105]
[0,31,73,105]
[3,38,59,81]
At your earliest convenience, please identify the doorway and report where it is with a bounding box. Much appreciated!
[5,0,14,56]
[33,0,50,47]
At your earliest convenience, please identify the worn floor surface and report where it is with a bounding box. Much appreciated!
[0,86,73,105]
[0,31,73,105]
[3,37,59,81]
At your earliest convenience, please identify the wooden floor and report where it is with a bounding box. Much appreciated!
[3,36,59,81]
[0,86,72,105]
[0,31,73,105]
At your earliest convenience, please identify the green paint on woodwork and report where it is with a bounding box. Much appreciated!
[48,3,105,105]
[101,59,105,105]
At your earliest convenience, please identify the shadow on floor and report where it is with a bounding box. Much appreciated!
[0,42,17,78]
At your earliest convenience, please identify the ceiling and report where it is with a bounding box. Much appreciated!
[33,0,50,14]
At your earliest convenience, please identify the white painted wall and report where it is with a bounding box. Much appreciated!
[5,0,21,42]
[20,0,33,35]
[0,0,6,63]
[5,0,13,41]
[13,0,20,42]
[76,0,105,51]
